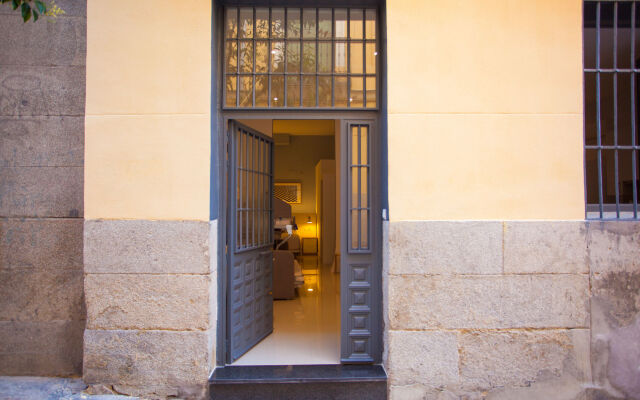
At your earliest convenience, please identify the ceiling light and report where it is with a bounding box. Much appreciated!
[307,288,314,292]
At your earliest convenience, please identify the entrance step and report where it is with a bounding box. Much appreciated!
[209,364,387,400]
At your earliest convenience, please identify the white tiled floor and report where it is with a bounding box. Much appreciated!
[233,260,341,365]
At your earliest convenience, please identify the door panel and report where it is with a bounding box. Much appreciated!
[340,120,381,363]
[227,120,274,363]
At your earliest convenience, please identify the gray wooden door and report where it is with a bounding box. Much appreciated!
[340,120,381,363]
[227,120,274,363]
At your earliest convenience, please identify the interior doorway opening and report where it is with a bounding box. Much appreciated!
[229,119,341,365]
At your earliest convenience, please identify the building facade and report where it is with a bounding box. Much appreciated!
[1,0,639,399]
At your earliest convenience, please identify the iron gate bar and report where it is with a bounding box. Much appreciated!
[633,2,639,218]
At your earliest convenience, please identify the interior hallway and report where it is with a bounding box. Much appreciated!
[234,260,340,365]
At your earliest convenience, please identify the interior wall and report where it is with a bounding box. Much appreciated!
[274,135,335,215]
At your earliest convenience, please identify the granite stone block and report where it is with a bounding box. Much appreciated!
[389,274,589,330]
[0,320,84,376]
[587,221,640,274]
[0,218,82,270]
[83,329,209,398]
[84,220,210,274]
[504,221,588,274]
[85,274,210,331]
[0,166,83,217]
[0,15,85,66]
[0,269,85,321]
[0,66,85,117]
[458,329,591,390]
[387,330,459,386]
[0,117,84,167]
[389,221,502,275]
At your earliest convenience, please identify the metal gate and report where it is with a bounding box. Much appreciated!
[226,120,274,363]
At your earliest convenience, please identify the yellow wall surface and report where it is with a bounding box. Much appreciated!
[85,0,211,220]
[387,0,585,220]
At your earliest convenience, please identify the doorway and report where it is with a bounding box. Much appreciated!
[220,116,380,366]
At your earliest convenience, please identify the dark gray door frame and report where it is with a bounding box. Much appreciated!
[216,112,383,366]
[212,0,389,367]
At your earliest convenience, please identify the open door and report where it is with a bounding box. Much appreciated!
[227,120,274,363]
[340,120,381,363]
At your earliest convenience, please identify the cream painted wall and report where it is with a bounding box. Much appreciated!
[85,0,211,220]
[387,0,585,220]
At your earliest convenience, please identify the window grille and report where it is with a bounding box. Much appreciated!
[224,7,378,109]
[584,0,640,219]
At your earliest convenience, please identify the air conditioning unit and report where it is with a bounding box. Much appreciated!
[274,182,301,204]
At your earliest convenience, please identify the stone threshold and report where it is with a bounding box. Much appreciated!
[210,364,387,385]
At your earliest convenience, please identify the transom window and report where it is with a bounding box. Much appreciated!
[584,0,640,219]
[224,7,378,109]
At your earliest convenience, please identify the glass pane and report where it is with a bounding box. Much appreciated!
[318,8,332,39]
[271,41,285,73]
[618,73,632,146]
[255,75,268,107]
[584,2,596,69]
[287,42,300,73]
[225,7,237,38]
[350,9,363,39]
[601,73,614,146]
[365,9,376,39]
[586,149,599,204]
[335,42,347,73]
[602,150,616,203]
[237,210,242,248]
[351,126,359,164]
[361,126,368,165]
[239,8,253,39]
[335,76,348,107]
[366,42,377,74]
[303,8,316,39]
[256,41,268,73]
[271,75,284,107]
[351,210,358,249]
[350,42,363,74]
[256,8,269,38]
[318,42,332,73]
[361,168,369,208]
[620,150,635,203]
[360,209,368,249]
[303,42,316,73]
[319,76,332,107]
[303,75,316,107]
[239,41,254,73]
[600,2,614,69]
[617,2,632,69]
[239,76,253,107]
[366,77,377,108]
[287,8,300,38]
[351,167,358,208]
[287,76,300,107]
[585,72,597,146]
[225,41,237,73]
[335,9,347,39]
[272,8,285,38]
[350,76,364,108]
[225,76,237,107]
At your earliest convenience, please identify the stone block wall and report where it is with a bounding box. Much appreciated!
[82,220,217,399]
[0,0,86,376]
[385,221,640,400]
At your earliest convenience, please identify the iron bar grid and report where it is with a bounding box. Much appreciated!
[223,6,378,110]
[584,0,640,219]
